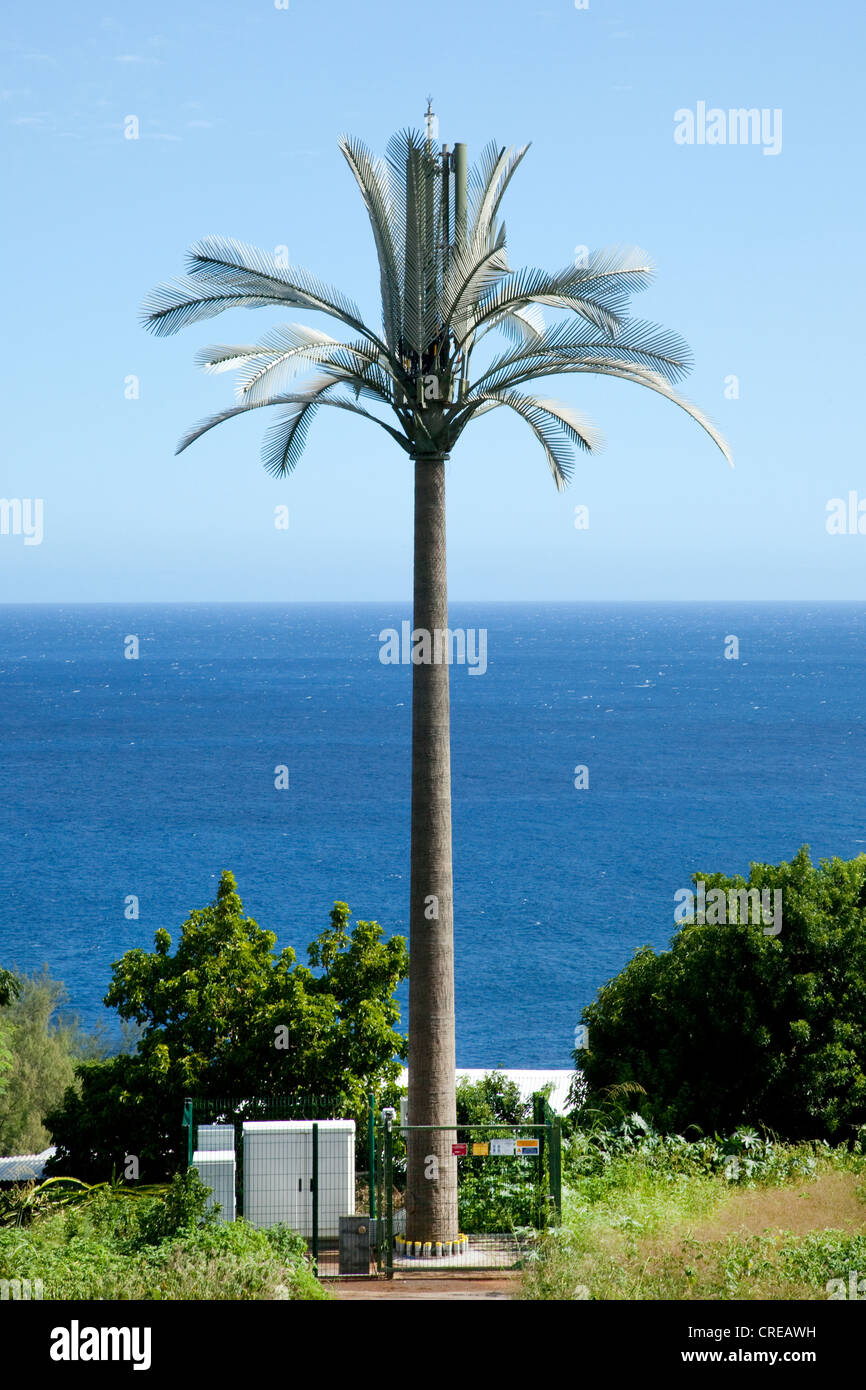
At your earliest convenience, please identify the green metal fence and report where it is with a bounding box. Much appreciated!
[380,1097,561,1276]
[183,1092,561,1279]
[183,1094,379,1277]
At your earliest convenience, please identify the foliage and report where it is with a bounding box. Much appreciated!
[519,1133,866,1301]
[458,1171,543,1233]
[0,1172,329,1300]
[45,873,407,1180]
[563,1114,826,1187]
[456,1071,533,1126]
[0,968,19,1102]
[132,1169,217,1247]
[0,967,105,1155]
[142,127,730,482]
[0,969,18,1008]
[451,1073,550,1231]
[576,847,866,1140]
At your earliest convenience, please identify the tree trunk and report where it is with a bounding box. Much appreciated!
[405,452,458,1243]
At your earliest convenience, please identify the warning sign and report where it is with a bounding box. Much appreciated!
[516,1138,540,1157]
[489,1138,516,1157]
[451,1142,468,1157]
[471,1142,489,1156]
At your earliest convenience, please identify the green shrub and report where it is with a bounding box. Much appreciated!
[458,1168,544,1232]
[577,847,866,1139]
[0,1179,329,1301]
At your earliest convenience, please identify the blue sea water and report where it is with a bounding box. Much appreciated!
[1,601,865,1067]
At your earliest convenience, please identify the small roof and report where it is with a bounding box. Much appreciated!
[397,1068,574,1114]
[0,1147,56,1182]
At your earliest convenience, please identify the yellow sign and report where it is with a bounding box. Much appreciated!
[471,1142,489,1156]
[516,1139,540,1157]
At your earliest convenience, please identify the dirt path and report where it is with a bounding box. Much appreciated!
[330,1275,518,1300]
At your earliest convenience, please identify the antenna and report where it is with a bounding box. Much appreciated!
[425,96,437,145]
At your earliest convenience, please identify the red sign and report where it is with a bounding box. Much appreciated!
[451,1142,468,1157]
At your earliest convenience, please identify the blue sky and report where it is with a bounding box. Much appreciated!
[2,0,863,601]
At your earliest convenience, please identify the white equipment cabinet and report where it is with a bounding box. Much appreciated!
[242,1120,355,1238]
[196,1124,235,1151]
[191,1148,236,1222]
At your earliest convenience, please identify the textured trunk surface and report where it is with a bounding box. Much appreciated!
[405,454,458,1242]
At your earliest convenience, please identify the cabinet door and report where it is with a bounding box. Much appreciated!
[317,1129,355,1238]
[284,1128,313,1235]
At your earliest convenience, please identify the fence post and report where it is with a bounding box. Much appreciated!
[368,1091,376,1223]
[182,1098,193,1170]
[532,1093,546,1225]
[384,1117,394,1279]
[311,1121,319,1270]
[550,1115,562,1221]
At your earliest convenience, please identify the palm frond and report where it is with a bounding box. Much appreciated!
[493,303,546,347]
[463,248,656,345]
[237,330,384,406]
[466,364,731,467]
[440,237,511,329]
[179,236,397,365]
[472,319,694,393]
[141,276,291,337]
[175,379,409,463]
[261,386,412,475]
[468,143,530,250]
[338,135,402,350]
[194,324,344,400]
[467,388,602,490]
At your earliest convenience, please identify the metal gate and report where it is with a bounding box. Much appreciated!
[379,1099,561,1275]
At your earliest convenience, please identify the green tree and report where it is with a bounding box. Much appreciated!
[577,847,866,1140]
[142,115,730,1240]
[0,969,19,1105]
[456,1071,532,1126]
[45,872,407,1180]
[0,967,101,1155]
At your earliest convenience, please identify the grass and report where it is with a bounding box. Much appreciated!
[0,1170,331,1301]
[519,1121,866,1301]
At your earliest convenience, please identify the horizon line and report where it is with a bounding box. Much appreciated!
[3,597,866,607]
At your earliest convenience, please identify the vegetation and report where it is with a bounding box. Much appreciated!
[0,1169,328,1300]
[142,116,730,1242]
[44,871,407,1181]
[453,1072,550,1233]
[576,847,866,1140]
[520,1115,866,1300]
[0,968,104,1156]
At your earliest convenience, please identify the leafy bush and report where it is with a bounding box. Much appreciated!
[0,1176,328,1300]
[132,1169,216,1247]
[563,1114,825,1187]
[456,1072,534,1126]
[45,874,407,1180]
[577,847,866,1139]
[459,1169,544,1232]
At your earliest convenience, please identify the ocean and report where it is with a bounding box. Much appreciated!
[1,601,864,1067]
